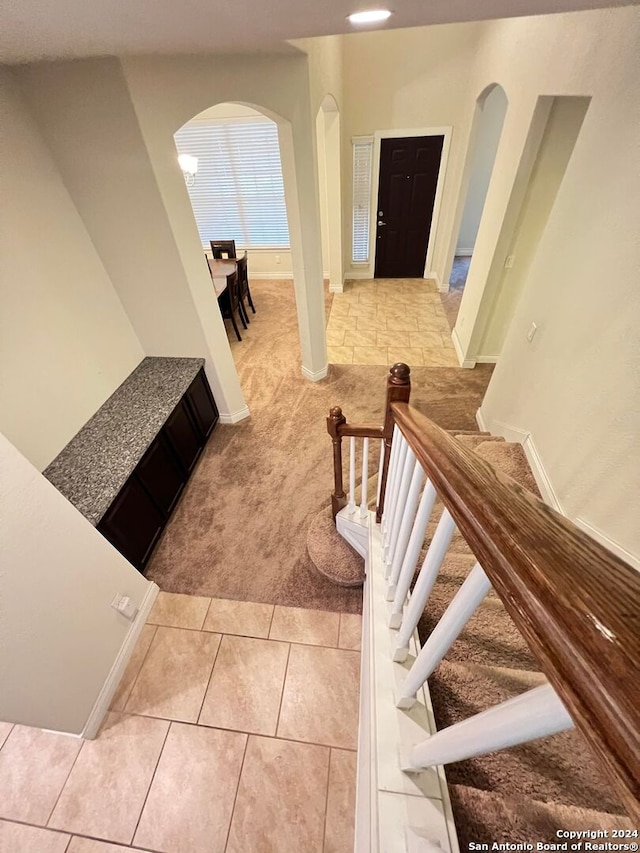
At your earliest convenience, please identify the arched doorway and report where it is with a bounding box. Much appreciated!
[315,94,343,293]
[443,84,508,329]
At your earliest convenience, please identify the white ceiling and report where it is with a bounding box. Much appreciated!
[1,0,637,64]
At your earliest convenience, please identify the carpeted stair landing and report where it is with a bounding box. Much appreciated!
[307,506,365,587]
[307,430,631,845]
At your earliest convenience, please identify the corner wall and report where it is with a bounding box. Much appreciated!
[470,8,640,562]
[0,433,154,733]
[16,57,248,421]
[0,67,144,470]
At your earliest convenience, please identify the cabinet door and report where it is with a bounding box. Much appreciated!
[98,478,165,570]
[136,434,185,517]
[186,370,219,440]
[164,399,202,473]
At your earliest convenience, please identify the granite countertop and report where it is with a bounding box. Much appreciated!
[44,356,205,526]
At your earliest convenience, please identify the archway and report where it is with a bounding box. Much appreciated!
[315,94,343,293]
[170,96,326,390]
[443,84,508,329]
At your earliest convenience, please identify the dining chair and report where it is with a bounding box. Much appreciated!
[210,239,237,259]
[236,252,256,317]
[217,269,244,342]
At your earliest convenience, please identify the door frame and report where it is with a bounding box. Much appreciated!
[369,126,452,280]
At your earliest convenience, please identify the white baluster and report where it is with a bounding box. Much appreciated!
[403,683,574,771]
[397,562,491,708]
[385,445,415,579]
[381,426,401,540]
[393,509,456,662]
[360,437,370,518]
[375,437,385,512]
[384,436,408,562]
[386,460,425,600]
[389,481,438,628]
[348,436,356,515]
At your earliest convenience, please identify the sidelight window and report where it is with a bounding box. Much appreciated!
[352,137,373,263]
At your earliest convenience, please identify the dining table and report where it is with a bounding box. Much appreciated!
[207,258,237,298]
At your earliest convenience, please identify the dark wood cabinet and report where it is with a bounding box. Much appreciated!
[136,433,186,517]
[164,399,202,474]
[97,368,218,572]
[185,369,219,439]
[98,478,165,569]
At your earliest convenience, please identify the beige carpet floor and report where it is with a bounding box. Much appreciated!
[145,279,493,613]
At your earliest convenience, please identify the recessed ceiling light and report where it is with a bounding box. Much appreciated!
[347,9,393,24]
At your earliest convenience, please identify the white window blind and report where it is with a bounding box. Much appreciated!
[352,138,373,263]
[174,117,290,249]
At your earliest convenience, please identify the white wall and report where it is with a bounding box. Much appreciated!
[468,8,640,562]
[16,58,248,422]
[0,432,154,734]
[456,84,507,252]
[340,22,485,280]
[0,67,144,470]
[479,96,589,356]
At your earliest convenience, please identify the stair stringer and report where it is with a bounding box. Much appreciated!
[336,507,369,559]
[345,511,460,853]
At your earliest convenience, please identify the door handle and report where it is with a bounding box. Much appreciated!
[378,221,387,226]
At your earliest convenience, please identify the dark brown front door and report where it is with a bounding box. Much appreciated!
[374,135,444,278]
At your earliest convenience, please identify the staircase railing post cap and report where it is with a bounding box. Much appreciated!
[389,363,411,385]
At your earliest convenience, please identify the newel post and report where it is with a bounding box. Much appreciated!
[376,363,411,523]
[327,405,348,520]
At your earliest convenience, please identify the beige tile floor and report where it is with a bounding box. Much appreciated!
[327,278,459,367]
[0,595,361,853]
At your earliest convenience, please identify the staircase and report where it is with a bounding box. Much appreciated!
[417,433,629,844]
[319,364,639,852]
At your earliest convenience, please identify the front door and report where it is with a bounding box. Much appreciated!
[374,135,444,278]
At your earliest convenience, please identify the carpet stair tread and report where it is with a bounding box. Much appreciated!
[429,660,625,815]
[454,433,506,449]
[307,506,364,587]
[418,587,539,672]
[449,784,633,847]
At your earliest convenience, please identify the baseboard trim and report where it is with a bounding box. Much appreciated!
[250,273,294,280]
[455,248,474,257]
[425,270,445,292]
[574,518,640,572]
[479,403,640,571]
[521,434,564,512]
[81,582,159,739]
[329,282,344,294]
[302,364,329,382]
[219,406,250,424]
[345,270,373,280]
[475,355,499,364]
[451,328,476,368]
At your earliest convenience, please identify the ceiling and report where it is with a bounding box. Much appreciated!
[1,0,636,64]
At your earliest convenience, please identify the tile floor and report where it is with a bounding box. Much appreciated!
[326,278,459,367]
[0,594,361,853]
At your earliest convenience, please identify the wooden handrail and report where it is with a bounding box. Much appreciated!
[327,363,411,520]
[391,400,640,820]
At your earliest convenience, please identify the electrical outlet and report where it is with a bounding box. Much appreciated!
[527,322,537,342]
[275,254,281,264]
[505,255,515,269]
[111,594,138,620]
